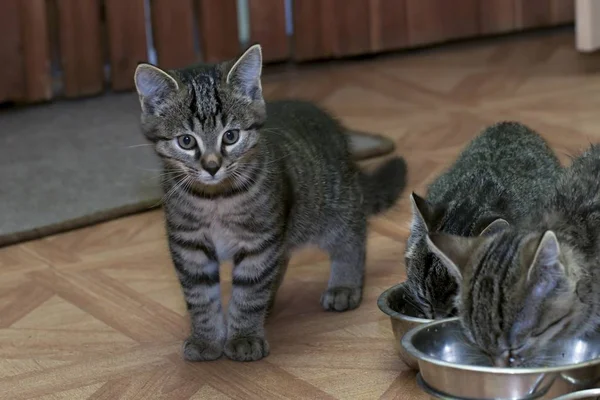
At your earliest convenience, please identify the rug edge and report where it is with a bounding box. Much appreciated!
[1,131,396,248]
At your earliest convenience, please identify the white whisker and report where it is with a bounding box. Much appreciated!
[153,175,192,208]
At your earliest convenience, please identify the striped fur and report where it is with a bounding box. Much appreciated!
[134,45,407,362]
[427,145,600,367]
[405,122,562,319]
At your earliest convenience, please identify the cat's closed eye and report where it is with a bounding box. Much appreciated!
[531,312,570,338]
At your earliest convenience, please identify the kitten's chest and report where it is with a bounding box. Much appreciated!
[208,219,241,261]
[193,198,265,261]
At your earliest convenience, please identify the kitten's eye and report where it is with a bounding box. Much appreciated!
[177,135,196,150]
[222,130,240,145]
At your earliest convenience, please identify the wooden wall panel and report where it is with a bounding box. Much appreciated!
[56,0,104,97]
[551,0,575,24]
[46,0,61,83]
[105,0,148,91]
[405,0,446,46]
[248,0,288,62]
[293,0,333,61]
[19,0,52,102]
[406,0,479,46]
[328,0,372,57]
[196,0,240,63]
[293,0,371,61]
[514,0,553,29]
[442,0,480,40]
[152,0,196,69]
[369,0,409,52]
[0,0,25,103]
[480,0,516,34]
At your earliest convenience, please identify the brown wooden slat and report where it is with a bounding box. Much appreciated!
[19,0,52,102]
[328,0,372,57]
[151,0,196,69]
[105,0,148,91]
[514,0,553,29]
[46,0,61,84]
[0,0,25,102]
[293,0,371,61]
[480,0,516,34]
[551,0,575,24]
[196,0,240,63]
[56,0,104,97]
[405,0,445,46]
[369,0,409,52]
[406,0,479,47]
[441,0,479,40]
[248,0,288,62]
[292,0,333,61]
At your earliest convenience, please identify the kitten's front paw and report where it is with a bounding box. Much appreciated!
[183,337,223,361]
[321,287,362,311]
[224,336,270,361]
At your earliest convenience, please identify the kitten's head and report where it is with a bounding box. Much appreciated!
[404,192,509,319]
[134,45,266,192]
[427,229,585,367]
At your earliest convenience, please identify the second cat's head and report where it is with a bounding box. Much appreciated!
[134,45,266,189]
[405,192,509,319]
[427,228,586,367]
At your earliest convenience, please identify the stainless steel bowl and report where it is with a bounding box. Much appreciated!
[553,389,600,400]
[402,318,600,399]
[377,282,436,370]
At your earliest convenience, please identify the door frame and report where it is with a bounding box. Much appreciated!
[576,0,600,52]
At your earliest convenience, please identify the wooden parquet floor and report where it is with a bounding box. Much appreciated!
[3,30,600,399]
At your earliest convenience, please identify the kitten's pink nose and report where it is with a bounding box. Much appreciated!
[200,154,222,177]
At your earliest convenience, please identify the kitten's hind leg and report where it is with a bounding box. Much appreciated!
[321,224,366,312]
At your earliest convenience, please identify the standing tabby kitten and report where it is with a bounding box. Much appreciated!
[405,122,561,319]
[426,145,600,367]
[134,45,407,362]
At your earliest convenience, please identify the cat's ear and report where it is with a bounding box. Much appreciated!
[513,231,567,333]
[409,192,434,233]
[426,233,483,282]
[227,44,263,101]
[526,231,564,283]
[479,218,509,237]
[134,63,179,114]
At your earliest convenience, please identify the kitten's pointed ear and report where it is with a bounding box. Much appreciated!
[427,233,483,282]
[409,192,434,233]
[227,44,263,101]
[527,231,564,283]
[513,231,566,333]
[479,218,510,237]
[134,63,179,114]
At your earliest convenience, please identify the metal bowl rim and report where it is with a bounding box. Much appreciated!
[401,317,600,375]
[377,282,434,324]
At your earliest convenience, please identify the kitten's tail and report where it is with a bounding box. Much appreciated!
[360,156,407,215]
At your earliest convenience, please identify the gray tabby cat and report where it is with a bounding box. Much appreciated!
[133,45,407,362]
[405,122,561,319]
[426,144,600,368]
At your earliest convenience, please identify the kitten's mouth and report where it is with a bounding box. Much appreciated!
[194,170,228,185]
[491,352,525,368]
[493,357,510,367]
[196,176,227,188]
[197,175,224,185]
